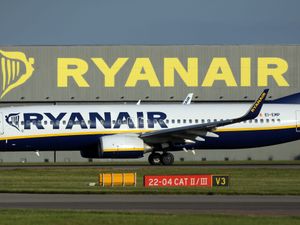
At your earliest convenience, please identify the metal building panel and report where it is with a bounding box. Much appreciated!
[0,45,298,102]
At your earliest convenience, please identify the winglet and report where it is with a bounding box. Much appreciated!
[239,89,269,121]
[182,93,193,105]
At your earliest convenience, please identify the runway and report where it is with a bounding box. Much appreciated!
[0,194,300,215]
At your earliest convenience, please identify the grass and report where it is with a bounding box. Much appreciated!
[0,210,299,225]
[0,163,300,194]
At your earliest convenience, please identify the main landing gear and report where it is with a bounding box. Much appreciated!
[148,152,175,165]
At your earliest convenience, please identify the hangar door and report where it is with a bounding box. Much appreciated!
[296,111,300,132]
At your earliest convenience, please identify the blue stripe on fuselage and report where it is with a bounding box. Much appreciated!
[181,127,300,150]
[0,128,299,152]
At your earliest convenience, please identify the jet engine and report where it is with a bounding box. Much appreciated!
[80,134,149,159]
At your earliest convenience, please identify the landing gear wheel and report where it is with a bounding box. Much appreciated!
[148,153,161,165]
[160,153,175,165]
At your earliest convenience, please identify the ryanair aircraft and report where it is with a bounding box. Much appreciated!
[0,89,299,165]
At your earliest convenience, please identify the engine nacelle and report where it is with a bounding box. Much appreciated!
[81,134,146,159]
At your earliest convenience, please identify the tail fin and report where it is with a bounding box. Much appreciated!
[182,93,193,105]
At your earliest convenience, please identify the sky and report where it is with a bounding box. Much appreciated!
[0,0,299,45]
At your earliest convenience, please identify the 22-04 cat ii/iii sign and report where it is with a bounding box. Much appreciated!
[144,174,229,187]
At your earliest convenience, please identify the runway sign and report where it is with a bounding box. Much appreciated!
[99,173,136,187]
[212,175,229,187]
[144,175,229,187]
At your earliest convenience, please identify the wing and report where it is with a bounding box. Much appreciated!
[140,89,269,144]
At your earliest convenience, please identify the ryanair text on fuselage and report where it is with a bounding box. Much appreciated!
[6,111,168,131]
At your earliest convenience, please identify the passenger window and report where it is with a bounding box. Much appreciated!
[214,119,217,122]
[249,120,252,123]
[177,119,181,123]
[260,119,264,123]
[44,121,47,125]
[172,119,175,124]
[272,119,275,123]
[266,119,270,123]
[112,120,116,124]
[166,119,169,124]
[255,119,258,123]
[277,119,281,123]
[183,119,186,124]
[189,119,192,123]
[21,121,24,125]
[201,119,205,123]
[207,119,211,123]
[63,121,66,125]
[195,119,199,123]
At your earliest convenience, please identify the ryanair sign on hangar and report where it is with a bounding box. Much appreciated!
[0,45,298,102]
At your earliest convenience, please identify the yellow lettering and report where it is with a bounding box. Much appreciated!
[125,58,160,87]
[57,58,89,87]
[164,58,198,87]
[91,58,128,87]
[221,178,226,185]
[202,58,237,86]
[241,58,251,86]
[257,57,289,86]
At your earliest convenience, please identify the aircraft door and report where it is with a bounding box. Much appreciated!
[0,113,3,135]
[296,111,300,132]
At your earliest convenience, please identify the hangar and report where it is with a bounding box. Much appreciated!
[0,45,299,162]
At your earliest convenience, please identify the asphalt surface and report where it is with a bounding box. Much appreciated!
[1,163,300,170]
[0,194,300,215]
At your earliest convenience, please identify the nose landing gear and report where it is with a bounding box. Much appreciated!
[148,152,175,165]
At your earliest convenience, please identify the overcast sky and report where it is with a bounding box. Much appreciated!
[0,0,299,45]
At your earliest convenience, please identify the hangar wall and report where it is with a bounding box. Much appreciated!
[0,45,299,102]
[0,45,299,162]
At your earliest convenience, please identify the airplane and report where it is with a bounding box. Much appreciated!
[0,89,300,165]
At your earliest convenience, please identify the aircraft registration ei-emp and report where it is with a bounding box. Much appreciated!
[1,89,300,165]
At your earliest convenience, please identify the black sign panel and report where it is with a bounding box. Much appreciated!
[212,175,229,187]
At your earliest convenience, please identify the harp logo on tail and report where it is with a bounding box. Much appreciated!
[0,50,35,99]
